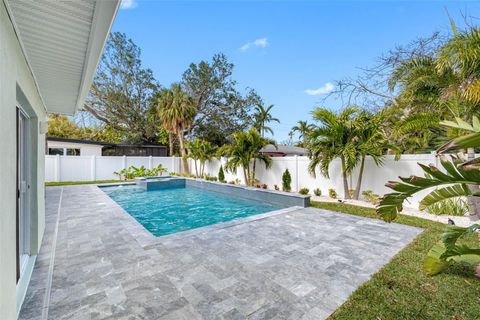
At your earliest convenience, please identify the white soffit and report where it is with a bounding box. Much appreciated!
[6,0,119,115]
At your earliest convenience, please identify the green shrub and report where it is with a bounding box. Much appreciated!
[328,188,337,199]
[299,188,309,195]
[218,165,225,182]
[348,189,356,198]
[282,169,292,192]
[114,164,167,180]
[313,188,321,196]
[205,175,218,182]
[426,197,470,216]
[362,190,380,205]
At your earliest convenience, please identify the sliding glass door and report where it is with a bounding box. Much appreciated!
[16,107,30,282]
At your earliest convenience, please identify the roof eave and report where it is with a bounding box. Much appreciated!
[75,0,120,115]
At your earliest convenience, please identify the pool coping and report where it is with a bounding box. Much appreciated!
[93,182,306,247]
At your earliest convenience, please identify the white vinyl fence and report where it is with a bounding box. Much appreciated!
[45,155,181,182]
[46,153,442,209]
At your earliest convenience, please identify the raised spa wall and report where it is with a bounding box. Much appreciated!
[135,177,310,208]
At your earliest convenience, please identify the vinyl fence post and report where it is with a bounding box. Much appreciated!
[55,154,60,182]
[91,155,96,181]
[295,155,299,192]
[171,156,176,174]
[122,155,127,170]
[148,155,153,170]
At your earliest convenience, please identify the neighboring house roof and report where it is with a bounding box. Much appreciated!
[46,137,167,148]
[47,136,113,146]
[4,0,120,115]
[260,145,307,156]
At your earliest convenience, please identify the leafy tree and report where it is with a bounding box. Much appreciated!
[377,117,480,275]
[156,84,196,173]
[253,103,280,137]
[221,129,273,186]
[307,107,359,199]
[47,115,124,143]
[47,115,85,139]
[182,54,259,145]
[289,120,312,147]
[83,32,161,144]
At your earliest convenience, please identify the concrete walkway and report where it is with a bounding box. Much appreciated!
[20,185,421,320]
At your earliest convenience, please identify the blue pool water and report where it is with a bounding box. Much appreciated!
[101,185,283,236]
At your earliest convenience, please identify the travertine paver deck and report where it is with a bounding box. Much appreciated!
[19,185,421,320]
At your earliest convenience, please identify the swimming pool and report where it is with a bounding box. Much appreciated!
[101,184,284,236]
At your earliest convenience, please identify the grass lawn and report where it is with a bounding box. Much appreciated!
[45,180,126,186]
[311,201,480,320]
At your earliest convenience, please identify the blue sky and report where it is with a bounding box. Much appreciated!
[114,0,479,142]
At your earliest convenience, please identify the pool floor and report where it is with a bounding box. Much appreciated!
[101,185,283,236]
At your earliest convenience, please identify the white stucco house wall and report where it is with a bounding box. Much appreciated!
[0,1,119,319]
[46,137,109,156]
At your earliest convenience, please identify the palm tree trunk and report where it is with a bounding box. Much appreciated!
[168,132,174,156]
[341,156,351,199]
[467,148,480,217]
[242,166,248,186]
[353,155,365,200]
[252,159,257,186]
[177,131,189,174]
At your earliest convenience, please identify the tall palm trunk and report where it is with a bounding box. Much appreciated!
[252,159,257,186]
[168,132,174,156]
[242,166,249,186]
[467,148,480,217]
[177,131,189,174]
[341,156,351,199]
[353,155,366,200]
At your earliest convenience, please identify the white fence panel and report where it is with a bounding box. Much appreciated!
[60,156,92,182]
[126,157,150,169]
[95,156,124,180]
[152,157,177,173]
[45,156,56,182]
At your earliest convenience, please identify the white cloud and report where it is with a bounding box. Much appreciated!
[240,37,268,52]
[120,0,138,10]
[305,82,335,95]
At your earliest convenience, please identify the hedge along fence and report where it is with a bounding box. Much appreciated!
[46,153,444,209]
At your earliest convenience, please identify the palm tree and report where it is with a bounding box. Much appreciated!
[290,120,312,147]
[352,110,392,200]
[187,138,217,177]
[157,84,196,173]
[222,129,273,186]
[307,107,359,199]
[253,103,280,137]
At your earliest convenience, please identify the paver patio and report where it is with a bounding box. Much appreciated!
[19,185,421,320]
